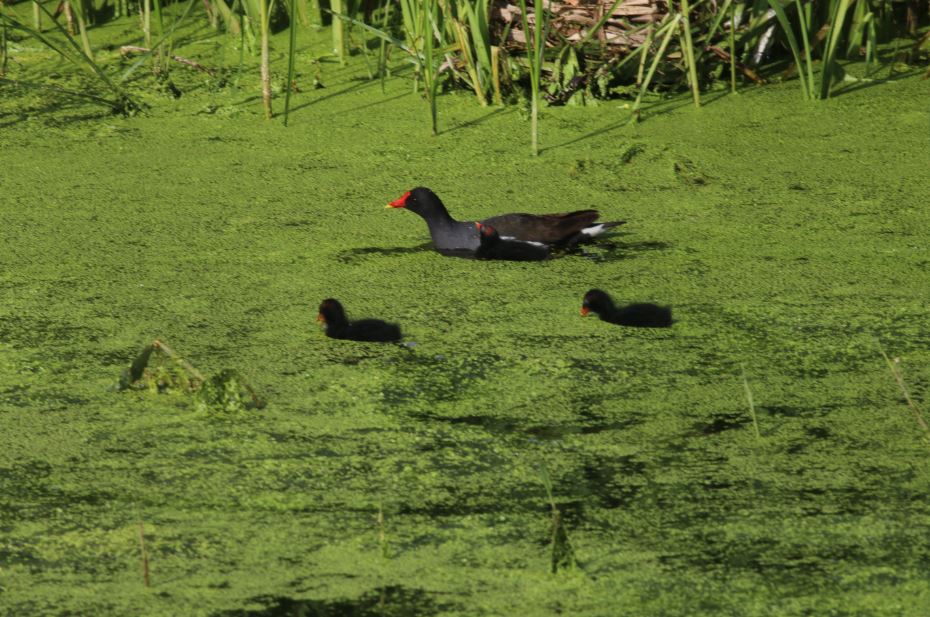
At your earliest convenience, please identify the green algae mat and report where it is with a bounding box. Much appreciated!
[3,35,930,616]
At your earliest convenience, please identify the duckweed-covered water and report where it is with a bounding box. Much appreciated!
[2,20,930,616]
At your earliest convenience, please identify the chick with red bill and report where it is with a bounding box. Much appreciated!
[581,289,672,328]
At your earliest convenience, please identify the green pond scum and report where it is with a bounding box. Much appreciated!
[2,14,930,617]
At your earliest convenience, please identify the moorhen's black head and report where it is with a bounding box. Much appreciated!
[387,187,448,219]
[317,298,348,328]
[581,289,614,317]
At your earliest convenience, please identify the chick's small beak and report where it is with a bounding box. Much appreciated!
[316,313,325,323]
[387,191,410,208]
[580,306,590,317]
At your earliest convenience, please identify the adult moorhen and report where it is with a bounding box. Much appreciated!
[317,299,402,342]
[475,222,550,261]
[581,289,673,328]
[387,187,624,256]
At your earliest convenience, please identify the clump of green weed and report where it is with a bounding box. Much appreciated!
[119,339,264,411]
[195,369,264,413]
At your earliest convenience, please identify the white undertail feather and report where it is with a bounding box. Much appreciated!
[580,223,607,237]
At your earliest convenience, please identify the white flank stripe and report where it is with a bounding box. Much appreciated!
[500,235,548,248]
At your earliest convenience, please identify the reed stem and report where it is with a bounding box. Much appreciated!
[259,0,272,118]
[880,346,930,438]
[741,363,760,440]
[139,520,151,587]
[331,0,346,63]
[284,0,299,126]
[490,45,502,105]
[73,0,94,60]
[142,0,151,48]
[679,0,700,107]
[0,0,7,77]
[729,3,736,93]
[631,14,680,123]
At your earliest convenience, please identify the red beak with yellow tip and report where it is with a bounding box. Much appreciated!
[387,191,411,208]
[580,306,590,317]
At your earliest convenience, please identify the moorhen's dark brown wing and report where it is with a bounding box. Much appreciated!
[481,210,601,244]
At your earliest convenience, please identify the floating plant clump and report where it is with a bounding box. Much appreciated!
[119,339,264,411]
[196,369,265,413]
[118,339,203,394]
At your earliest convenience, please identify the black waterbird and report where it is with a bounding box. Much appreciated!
[387,187,624,256]
[317,299,402,342]
[581,289,672,328]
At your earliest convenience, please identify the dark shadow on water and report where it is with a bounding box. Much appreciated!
[827,64,924,99]
[335,243,435,264]
[762,403,838,418]
[335,237,668,265]
[339,91,412,115]
[419,413,640,440]
[439,106,514,135]
[692,411,750,436]
[214,585,449,617]
[572,238,672,264]
[285,66,414,116]
[542,91,727,153]
[580,455,646,509]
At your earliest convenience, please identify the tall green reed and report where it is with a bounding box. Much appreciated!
[445,0,491,106]
[284,0,299,125]
[138,520,151,587]
[259,0,271,117]
[516,0,549,155]
[331,0,347,62]
[741,363,761,441]
[421,0,440,134]
[630,13,681,122]
[0,0,7,77]
[819,0,852,99]
[679,0,700,107]
[729,2,737,92]
[539,464,576,574]
[766,0,814,99]
[880,345,930,441]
